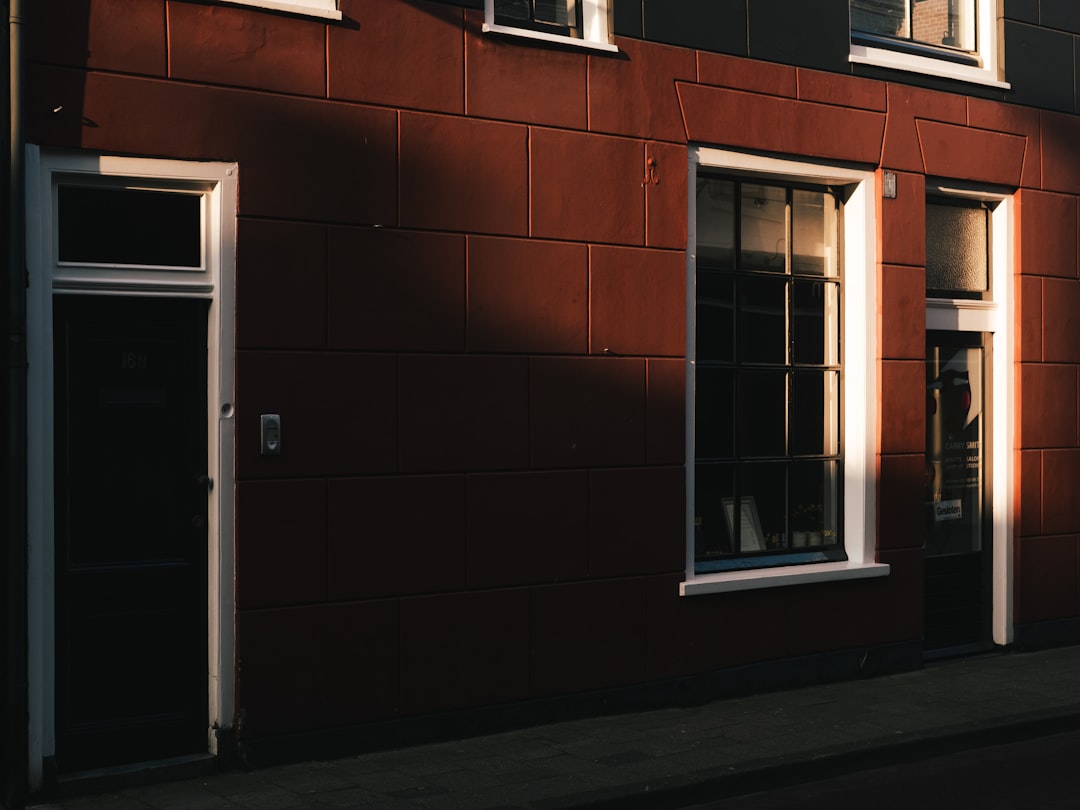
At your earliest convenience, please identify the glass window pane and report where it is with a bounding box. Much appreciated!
[494,0,531,20]
[738,371,786,457]
[792,371,839,456]
[695,463,734,561]
[695,369,734,460]
[926,201,988,294]
[696,178,735,269]
[790,460,840,548]
[534,0,570,25]
[739,275,787,364]
[792,280,839,366]
[696,272,735,363]
[741,184,787,273]
[913,0,975,50]
[58,186,202,268]
[742,463,788,551]
[792,190,837,277]
[851,0,910,39]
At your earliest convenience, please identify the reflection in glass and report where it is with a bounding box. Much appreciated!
[792,190,836,276]
[851,0,976,51]
[851,0,909,38]
[741,184,787,272]
[927,201,988,294]
[790,460,839,547]
[792,280,839,365]
[739,275,787,364]
[696,178,736,268]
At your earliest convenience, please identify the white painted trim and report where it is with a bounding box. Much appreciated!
[924,184,1014,647]
[482,0,617,52]
[218,0,341,20]
[24,148,237,787]
[849,0,1008,89]
[684,147,881,593]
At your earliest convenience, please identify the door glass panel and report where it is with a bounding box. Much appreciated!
[926,201,988,295]
[926,336,984,556]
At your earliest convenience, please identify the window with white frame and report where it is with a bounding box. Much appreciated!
[219,0,341,21]
[684,148,887,595]
[849,0,1006,88]
[484,0,616,52]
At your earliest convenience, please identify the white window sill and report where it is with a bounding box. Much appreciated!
[219,0,342,21]
[482,22,618,53]
[681,561,890,596]
[850,44,1009,90]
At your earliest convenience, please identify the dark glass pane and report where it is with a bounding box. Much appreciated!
[792,371,838,457]
[790,460,840,548]
[742,462,788,551]
[792,280,839,365]
[738,371,786,457]
[58,186,202,268]
[534,0,569,27]
[494,0,531,20]
[696,272,735,363]
[741,184,787,272]
[695,463,735,562]
[696,178,735,269]
[695,369,734,460]
[927,202,987,294]
[739,275,787,364]
[851,0,910,38]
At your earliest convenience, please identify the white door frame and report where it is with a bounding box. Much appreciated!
[24,147,237,787]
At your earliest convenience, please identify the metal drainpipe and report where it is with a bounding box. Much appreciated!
[5,0,28,805]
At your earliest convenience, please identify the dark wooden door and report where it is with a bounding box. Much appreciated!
[54,295,209,772]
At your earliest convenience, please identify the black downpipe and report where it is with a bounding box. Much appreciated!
[4,0,28,805]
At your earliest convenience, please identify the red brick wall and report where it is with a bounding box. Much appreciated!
[24,0,1080,740]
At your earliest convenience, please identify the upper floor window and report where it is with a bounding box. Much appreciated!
[484,0,616,52]
[849,0,1007,88]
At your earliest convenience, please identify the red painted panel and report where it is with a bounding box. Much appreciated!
[327,475,467,601]
[327,227,465,352]
[1019,277,1043,363]
[236,479,327,609]
[466,18,587,128]
[698,52,797,97]
[590,38,696,142]
[1019,190,1078,279]
[530,357,647,468]
[329,0,464,114]
[400,589,531,714]
[1043,279,1080,363]
[880,264,926,361]
[236,351,398,479]
[237,218,326,350]
[1019,364,1079,449]
[877,453,925,552]
[786,578,879,655]
[467,237,588,354]
[168,3,326,96]
[677,83,885,165]
[1041,449,1080,536]
[967,98,1041,189]
[467,471,589,588]
[400,112,528,235]
[646,141,688,250]
[398,355,530,472]
[28,0,165,75]
[879,171,926,268]
[1018,535,1079,622]
[589,467,684,578]
[916,121,1025,187]
[1020,449,1043,538]
[531,128,645,245]
[647,358,685,465]
[590,245,685,356]
[873,548,923,643]
[796,68,886,111]
[880,84,966,172]
[880,360,926,455]
[238,601,399,735]
[530,579,647,696]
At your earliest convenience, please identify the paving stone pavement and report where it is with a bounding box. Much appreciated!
[28,645,1080,810]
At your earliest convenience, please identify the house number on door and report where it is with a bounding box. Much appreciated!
[120,351,148,370]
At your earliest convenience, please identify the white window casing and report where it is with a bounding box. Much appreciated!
[683,147,888,596]
[483,0,617,52]
[219,0,341,21]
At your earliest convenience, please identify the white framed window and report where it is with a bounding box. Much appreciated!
[849,0,1008,88]
[484,0,616,52]
[683,147,888,596]
[219,0,341,21]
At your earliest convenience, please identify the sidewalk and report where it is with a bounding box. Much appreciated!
[29,644,1080,810]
